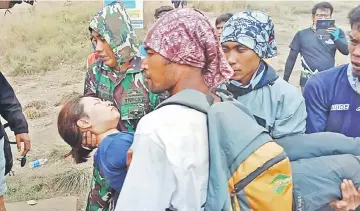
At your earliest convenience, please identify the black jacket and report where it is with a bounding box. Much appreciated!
[0,72,28,139]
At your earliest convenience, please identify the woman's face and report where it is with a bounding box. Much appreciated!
[77,97,120,133]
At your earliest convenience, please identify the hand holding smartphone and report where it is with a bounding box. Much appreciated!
[316,19,335,30]
[315,19,336,39]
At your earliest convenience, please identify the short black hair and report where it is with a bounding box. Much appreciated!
[348,5,360,28]
[312,2,334,15]
[215,13,233,26]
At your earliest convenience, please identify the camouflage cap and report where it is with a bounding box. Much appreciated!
[89,1,139,66]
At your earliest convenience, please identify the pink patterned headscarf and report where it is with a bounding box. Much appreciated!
[143,8,234,88]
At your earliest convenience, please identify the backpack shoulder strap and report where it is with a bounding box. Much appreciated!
[156,89,211,114]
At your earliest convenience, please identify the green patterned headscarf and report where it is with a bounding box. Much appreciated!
[89,1,139,66]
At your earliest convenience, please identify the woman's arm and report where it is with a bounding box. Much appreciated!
[99,134,133,192]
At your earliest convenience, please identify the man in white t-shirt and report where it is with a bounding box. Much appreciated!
[115,8,233,211]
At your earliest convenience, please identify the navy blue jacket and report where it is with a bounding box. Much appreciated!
[304,64,360,137]
[0,72,28,139]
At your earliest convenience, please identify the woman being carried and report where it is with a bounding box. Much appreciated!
[58,8,360,210]
[57,94,360,211]
[58,96,133,210]
[79,1,160,210]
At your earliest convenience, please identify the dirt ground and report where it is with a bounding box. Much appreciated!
[0,1,358,210]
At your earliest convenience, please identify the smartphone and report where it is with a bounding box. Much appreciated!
[316,19,335,30]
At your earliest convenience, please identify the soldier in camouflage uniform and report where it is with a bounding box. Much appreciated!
[84,1,159,132]
[83,2,159,210]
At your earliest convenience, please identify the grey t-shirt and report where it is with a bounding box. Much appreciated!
[289,28,346,86]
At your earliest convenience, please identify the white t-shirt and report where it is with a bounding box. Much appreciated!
[115,104,209,211]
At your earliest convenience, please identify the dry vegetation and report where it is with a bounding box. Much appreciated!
[0,1,169,76]
[190,1,358,17]
[0,1,358,210]
[0,2,100,76]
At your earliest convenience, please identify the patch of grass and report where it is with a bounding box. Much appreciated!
[61,80,73,86]
[6,163,92,202]
[0,2,101,76]
[6,175,50,201]
[0,1,171,76]
[23,100,50,119]
[50,167,92,195]
[30,145,70,162]
[6,145,92,203]
[139,1,171,40]
[24,108,47,120]
[55,91,82,107]
[24,100,49,110]
[191,1,358,20]
[191,1,217,12]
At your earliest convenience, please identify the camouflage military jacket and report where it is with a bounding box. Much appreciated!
[84,56,159,132]
[86,167,116,211]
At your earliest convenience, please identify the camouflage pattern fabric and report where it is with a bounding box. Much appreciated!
[84,57,159,132]
[84,2,160,211]
[89,1,139,66]
[86,167,115,211]
[85,1,159,132]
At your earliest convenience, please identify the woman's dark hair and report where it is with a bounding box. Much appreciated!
[57,96,91,164]
[312,2,333,15]
[349,5,360,28]
[215,13,233,26]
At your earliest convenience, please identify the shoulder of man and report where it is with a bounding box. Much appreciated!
[289,29,308,48]
[298,28,313,36]
[264,78,303,103]
[303,66,344,95]
[314,64,348,82]
[273,78,299,93]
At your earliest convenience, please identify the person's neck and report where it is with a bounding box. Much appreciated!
[239,63,260,85]
[96,128,119,146]
[352,69,360,80]
[114,60,131,73]
[311,23,316,30]
[170,74,209,96]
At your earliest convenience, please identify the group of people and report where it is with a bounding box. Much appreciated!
[53,1,360,211]
[1,0,357,211]
[0,1,340,211]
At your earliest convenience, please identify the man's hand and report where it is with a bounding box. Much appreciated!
[82,131,97,149]
[126,149,133,168]
[15,133,30,156]
[64,131,97,159]
[327,27,340,41]
[329,179,360,211]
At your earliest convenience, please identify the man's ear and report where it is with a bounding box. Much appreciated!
[76,117,91,129]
